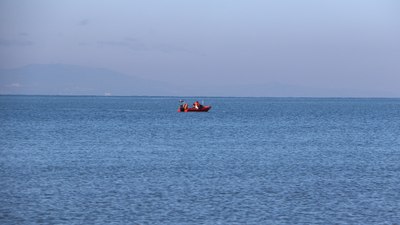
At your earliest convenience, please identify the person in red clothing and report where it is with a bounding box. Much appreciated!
[193,101,198,109]
[193,101,203,109]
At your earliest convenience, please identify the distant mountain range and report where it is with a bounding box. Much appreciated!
[0,64,395,97]
[0,64,179,96]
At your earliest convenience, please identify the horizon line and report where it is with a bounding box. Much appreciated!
[1,94,400,99]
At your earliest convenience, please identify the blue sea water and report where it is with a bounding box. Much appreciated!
[1,96,400,224]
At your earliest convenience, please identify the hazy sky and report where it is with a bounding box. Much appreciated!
[1,0,399,95]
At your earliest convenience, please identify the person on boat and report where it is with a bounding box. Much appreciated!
[179,100,188,112]
[179,104,185,112]
[193,101,200,109]
[194,101,203,109]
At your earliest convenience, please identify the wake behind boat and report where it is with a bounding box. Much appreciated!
[178,100,211,112]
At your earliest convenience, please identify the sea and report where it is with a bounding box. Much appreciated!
[1,96,400,225]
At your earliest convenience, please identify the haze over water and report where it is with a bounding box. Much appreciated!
[1,96,400,224]
[1,1,400,96]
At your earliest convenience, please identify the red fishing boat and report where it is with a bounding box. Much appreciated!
[178,100,211,112]
[178,105,211,112]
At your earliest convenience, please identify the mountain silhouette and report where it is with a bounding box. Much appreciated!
[0,64,178,96]
[0,64,394,97]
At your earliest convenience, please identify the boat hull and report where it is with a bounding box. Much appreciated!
[178,105,211,112]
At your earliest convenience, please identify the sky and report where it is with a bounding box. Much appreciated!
[1,0,400,96]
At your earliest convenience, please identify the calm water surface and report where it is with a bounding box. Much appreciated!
[1,96,400,224]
